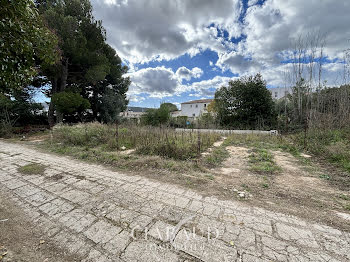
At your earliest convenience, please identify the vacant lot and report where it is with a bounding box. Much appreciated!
[17,124,350,231]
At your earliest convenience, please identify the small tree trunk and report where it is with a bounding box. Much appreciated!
[115,122,119,150]
[48,77,58,128]
[303,116,308,149]
[59,58,69,92]
[197,130,201,157]
[48,101,55,128]
[56,111,64,124]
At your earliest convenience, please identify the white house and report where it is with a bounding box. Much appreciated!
[120,107,150,120]
[178,99,213,118]
[269,87,292,100]
[169,88,292,120]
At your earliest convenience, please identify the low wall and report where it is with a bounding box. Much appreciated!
[175,128,278,135]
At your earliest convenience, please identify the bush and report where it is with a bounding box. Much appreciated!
[0,122,13,138]
[52,122,114,147]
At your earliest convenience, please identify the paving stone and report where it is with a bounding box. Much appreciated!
[13,184,40,198]
[0,173,14,181]
[129,214,153,230]
[103,230,130,255]
[83,220,122,244]
[174,229,237,262]
[275,223,319,248]
[59,209,96,233]
[74,179,97,190]
[121,240,180,262]
[61,189,91,204]
[44,182,71,194]
[38,198,74,217]
[159,205,187,224]
[2,178,26,189]
[82,249,114,262]
[148,220,176,241]
[24,191,55,206]
[106,206,140,227]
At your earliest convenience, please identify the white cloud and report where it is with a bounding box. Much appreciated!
[243,0,350,64]
[186,75,235,97]
[128,94,146,103]
[216,51,262,74]
[91,0,241,63]
[127,66,181,98]
[247,0,259,7]
[127,66,235,99]
[91,0,350,102]
[175,66,203,82]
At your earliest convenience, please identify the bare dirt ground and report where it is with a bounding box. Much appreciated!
[210,145,350,232]
[0,191,83,262]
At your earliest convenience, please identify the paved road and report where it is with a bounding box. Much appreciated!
[0,141,349,261]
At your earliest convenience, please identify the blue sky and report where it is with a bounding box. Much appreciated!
[87,0,350,109]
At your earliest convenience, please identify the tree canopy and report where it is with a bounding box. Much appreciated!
[0,0,59,91]
[215,74,277,129]
[142,103,175,126]
[36,0,130,125]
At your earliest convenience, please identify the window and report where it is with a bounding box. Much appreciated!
[190,105,192,108]
[192,113,195,117]
[204,104,206,107]
[195,104,198,108]
[275,92,278,98]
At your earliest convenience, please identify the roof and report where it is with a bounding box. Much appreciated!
[127,106,151,112]
[181,99,213,104]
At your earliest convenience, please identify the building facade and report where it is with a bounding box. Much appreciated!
[269,87,292,100]
[179,99,213,118]
[120,107,150,120]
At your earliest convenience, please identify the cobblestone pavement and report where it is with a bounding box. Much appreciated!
[0,141,349,262]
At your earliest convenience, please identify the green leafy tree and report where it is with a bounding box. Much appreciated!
[142,103,172,126]
[36,0,129,126]
[215,74,277,129]
[51,91,90,115]
[0,0,59,91]
[0,88,47,136]
[160,103,178,112]
[86,44,130,123]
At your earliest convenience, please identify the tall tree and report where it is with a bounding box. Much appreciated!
[37,0,129,125]
[215,74,277,129]
[0,0,59,134]
[0,0,59,91]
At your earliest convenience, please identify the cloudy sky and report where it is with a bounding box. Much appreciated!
[91,0,350,108]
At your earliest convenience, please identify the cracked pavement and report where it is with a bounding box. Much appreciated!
[0,141,349,261]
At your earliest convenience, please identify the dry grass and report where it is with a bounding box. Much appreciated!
[51,123,221,160]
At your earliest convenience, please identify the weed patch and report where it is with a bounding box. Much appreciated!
[319,174,330,180]
[18,163,46,175]
[292,128,350,173]
[203,146,229,167]
[249,148,280,174]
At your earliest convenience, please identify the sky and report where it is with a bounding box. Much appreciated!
[90,0,350,109]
